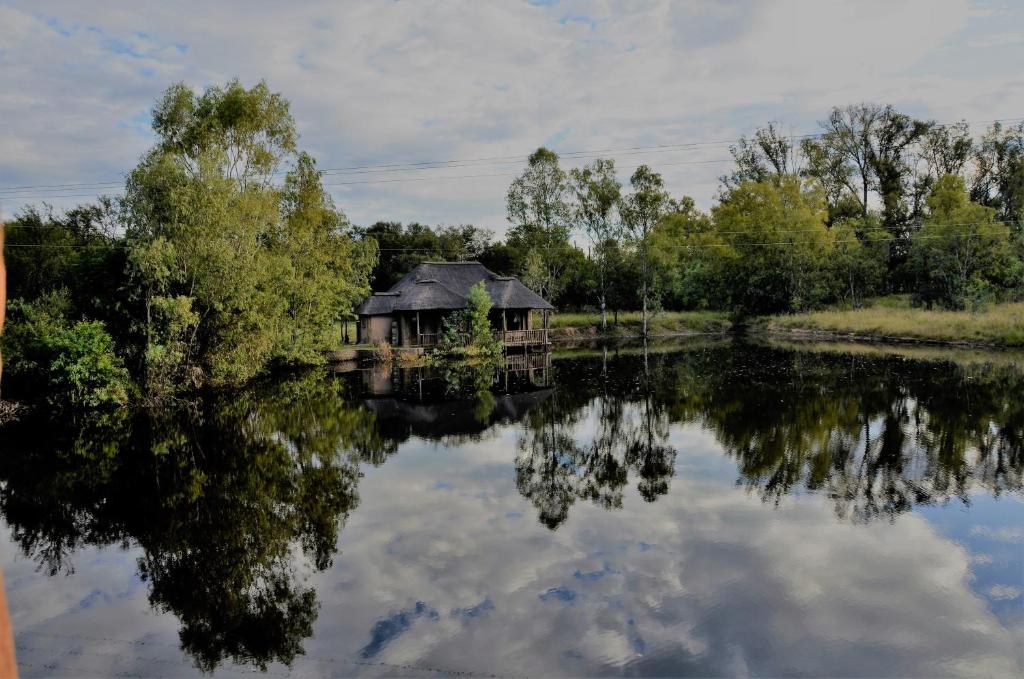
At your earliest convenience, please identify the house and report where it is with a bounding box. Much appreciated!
[355,262,554,347]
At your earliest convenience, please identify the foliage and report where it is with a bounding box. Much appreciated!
[909,175,1022,309]
[971,121,1024,225]
[710,176,834,315]
[47,321,133,409]
[828,215,889,308]
[274,153,377,364]
[721,122,794,189]
[436,282,501,358]
[123,80,375,388]
[1,293,131,409]
[619,165,674,333]
[569,158,622,327]
[506,148,575,301]
[357,221,494,291]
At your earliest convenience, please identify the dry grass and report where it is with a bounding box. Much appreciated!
[548,310,732,334]
[771,299,1024,346]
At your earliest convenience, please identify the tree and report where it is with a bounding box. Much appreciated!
[710,176,833,314]
[506,148,573,301]
[802,104,883,218]
[123,80,374,389]
[358,222,491,291]
[829,216,888,308]
[868,107,932,258]
[649,197,719,310]
[569,158,622,328]
[619,165,674,335]
[802,104,931,276]
[0,293,131,409]
[971,121,1024,226]
[909,175,1021,309]
[437,281,501,358]
[920,121,973,180]
[274,153,376,364]
[721,122,794,189]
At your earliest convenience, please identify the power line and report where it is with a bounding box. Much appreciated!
[2,115,1021,196]
[0,155,735,199]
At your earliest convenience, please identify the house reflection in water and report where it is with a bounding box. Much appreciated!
[357,354,553,441]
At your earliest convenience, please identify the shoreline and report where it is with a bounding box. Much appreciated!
[546,325,1024,350]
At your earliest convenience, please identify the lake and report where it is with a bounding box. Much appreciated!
[1,339,1021,677]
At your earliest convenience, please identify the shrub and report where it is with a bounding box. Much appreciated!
[1,292,132,408]
[47,321,132,409]
[437,282,501,359]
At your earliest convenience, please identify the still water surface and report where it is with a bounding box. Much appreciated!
[1,340,1022,677]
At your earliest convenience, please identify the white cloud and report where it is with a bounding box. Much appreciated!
[0,0,1021,232]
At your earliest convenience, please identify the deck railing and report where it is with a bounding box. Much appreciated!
[502,328,549,346]
[415,329,549,347]
[416,333,439,347]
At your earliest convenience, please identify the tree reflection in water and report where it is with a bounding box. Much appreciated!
[516,344,677,529]
[0,343,1021,671]
[516,342,1022,527]
[0,372,395,671]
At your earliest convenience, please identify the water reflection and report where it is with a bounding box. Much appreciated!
[0,373,392,671]
[511,343,1022,527]
[1,342,1022,675]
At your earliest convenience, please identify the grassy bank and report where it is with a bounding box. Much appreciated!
[770,296,1024,346]
[548,310,732,336]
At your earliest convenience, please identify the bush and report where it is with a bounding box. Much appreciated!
[436,282,502,359]
[1,292,132,408]
[48,322,133,408]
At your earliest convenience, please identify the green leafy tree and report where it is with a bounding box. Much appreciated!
[829,216,888,308]
[710,176,833,314]
[506,147,574,301]
[274,152,376,364]
[123,80,374,389]
[1,292,131,409]
[649,197,719,310]
[619,165,674,335]
[909,175,1022,309]
[437,282,501,358]
[569,158,622,328]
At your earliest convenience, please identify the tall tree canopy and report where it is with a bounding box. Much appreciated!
[619,165,674,335]
[123,79,375,391]
[569,158,622,328]
[506,147,575,300]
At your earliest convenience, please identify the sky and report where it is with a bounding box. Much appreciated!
[1,0,1023,236]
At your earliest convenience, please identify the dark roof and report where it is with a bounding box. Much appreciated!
[356,262,553,315]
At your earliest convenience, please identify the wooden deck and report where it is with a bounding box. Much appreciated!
[414,329,549,348]
[501,328,549,346]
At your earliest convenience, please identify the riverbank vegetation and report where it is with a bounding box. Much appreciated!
[5,88,1024,408]
[770,296,1024,346]
[3,80,375,406]
[548,310,731,335]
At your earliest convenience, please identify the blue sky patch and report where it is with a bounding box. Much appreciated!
[360,601,439,658]
[539,586,577,603]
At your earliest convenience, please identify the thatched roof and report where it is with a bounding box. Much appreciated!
[356,262,553,315]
